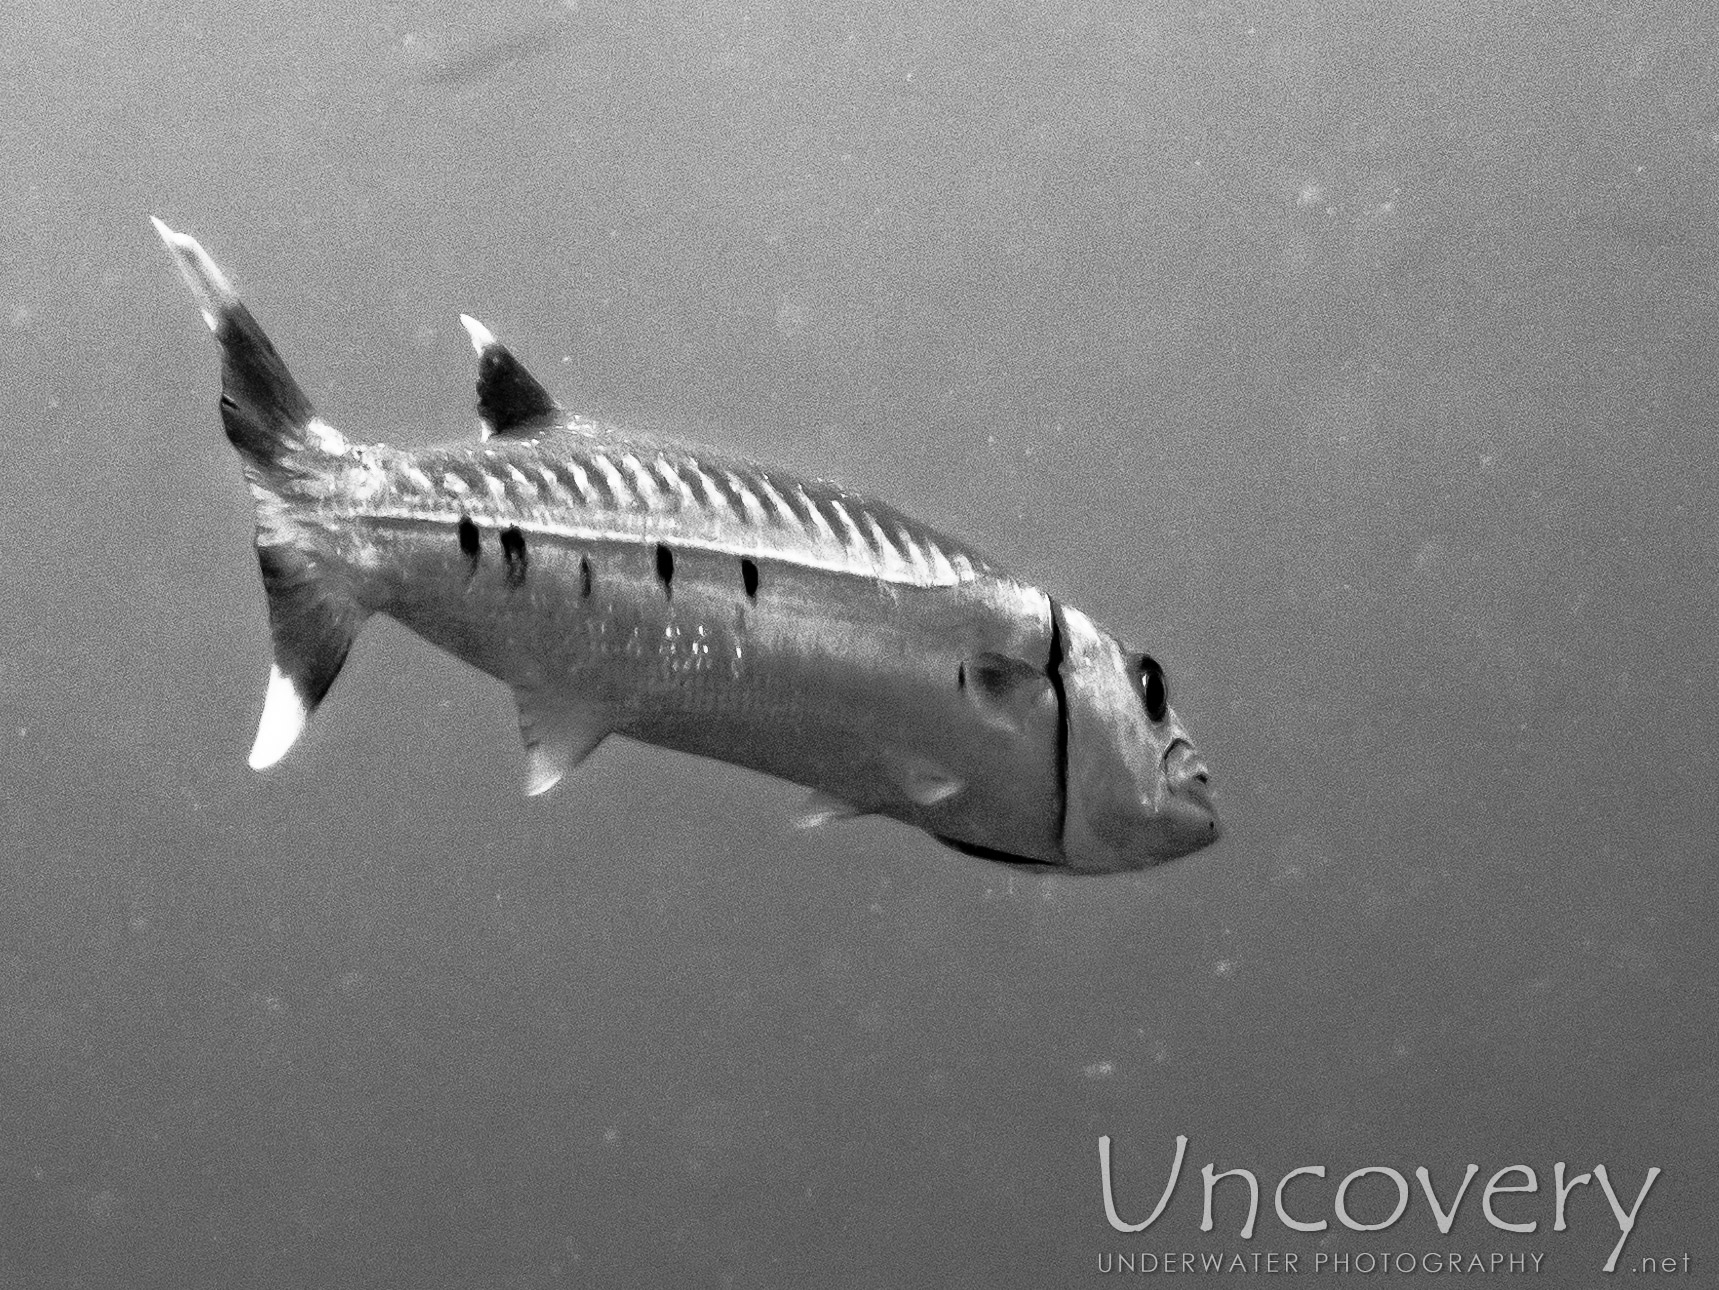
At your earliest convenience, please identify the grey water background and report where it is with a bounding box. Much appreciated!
[2,1,1714,1285]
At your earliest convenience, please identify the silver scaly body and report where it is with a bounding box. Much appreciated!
[154,219,1219,873]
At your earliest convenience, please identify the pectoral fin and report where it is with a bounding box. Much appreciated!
[896,754,963,807]
[515,692,607,796]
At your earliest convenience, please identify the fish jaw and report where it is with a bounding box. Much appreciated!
[1054,603,1221,873]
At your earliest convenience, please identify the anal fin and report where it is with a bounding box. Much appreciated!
[515,691,608,796]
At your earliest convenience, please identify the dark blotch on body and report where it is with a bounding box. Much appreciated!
[741,557,759,601]
[656,543,675,598]
[579,555,593,599]
[500,525,528,587]
[457,515,480,571]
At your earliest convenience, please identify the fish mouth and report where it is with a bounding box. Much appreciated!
[1162,739,1221,840]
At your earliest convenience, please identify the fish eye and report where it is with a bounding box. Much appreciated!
[1134,654,1168,723]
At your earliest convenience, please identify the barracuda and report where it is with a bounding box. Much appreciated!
[153,218,1220,873]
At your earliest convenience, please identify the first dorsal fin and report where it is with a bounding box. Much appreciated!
[458,315,559,438]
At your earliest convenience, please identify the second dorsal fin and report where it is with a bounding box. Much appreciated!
[458,315,559,438]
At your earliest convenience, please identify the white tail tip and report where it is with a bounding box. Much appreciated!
[249,665,308,770]
[150,216,237,334]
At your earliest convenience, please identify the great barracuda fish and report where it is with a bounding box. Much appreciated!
[153,218,1219,873]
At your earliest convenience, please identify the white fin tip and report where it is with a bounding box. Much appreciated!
[459,314,497,354]
[523,747,567,797]
[150,217,237,333]
[249,665,308,770]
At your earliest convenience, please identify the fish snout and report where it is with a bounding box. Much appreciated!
[1163,740,1219,835]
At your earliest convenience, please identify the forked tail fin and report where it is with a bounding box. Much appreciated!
[152,217,367,769]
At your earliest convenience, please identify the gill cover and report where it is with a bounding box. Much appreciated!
[1055,604,1219,872]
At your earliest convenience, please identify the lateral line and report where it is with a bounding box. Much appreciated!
[356,507,984,587]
